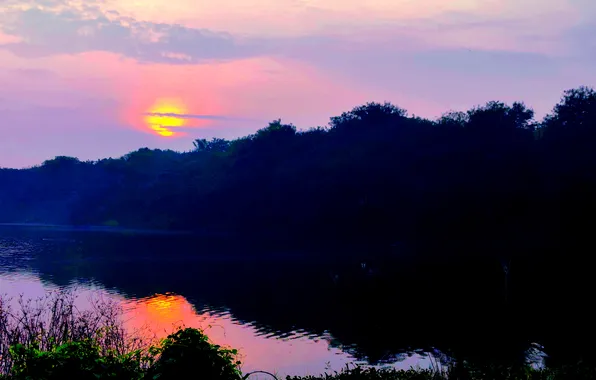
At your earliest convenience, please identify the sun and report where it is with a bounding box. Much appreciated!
[145,99,187,137]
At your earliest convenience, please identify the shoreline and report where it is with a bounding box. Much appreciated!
[0,223,192,236]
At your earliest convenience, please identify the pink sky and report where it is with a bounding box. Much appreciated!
[0,0,594,168]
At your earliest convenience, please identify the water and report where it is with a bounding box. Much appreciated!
[0,227,434,377]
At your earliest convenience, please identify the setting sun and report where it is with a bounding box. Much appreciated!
[145,99,187,137]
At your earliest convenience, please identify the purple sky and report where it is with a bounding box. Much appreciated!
[1,0,594,168]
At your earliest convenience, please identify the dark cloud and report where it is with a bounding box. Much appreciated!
[1,0,588,72]
[143,112,261,123]
[0,4,268,63]
[165,124,267,139]
[0,0,561,67]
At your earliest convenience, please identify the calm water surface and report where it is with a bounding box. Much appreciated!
[0,228,433,377]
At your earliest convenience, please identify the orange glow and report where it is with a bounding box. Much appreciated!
[121,292,354,374]
[145,98,187,137]
[130,293,195,330]
[123,292,225,345]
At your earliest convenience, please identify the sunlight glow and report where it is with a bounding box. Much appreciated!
[136,293,194,325]
[119,291,360,374]
[145,98,187,137]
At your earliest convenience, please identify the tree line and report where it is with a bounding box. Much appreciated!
[1,86,595,248]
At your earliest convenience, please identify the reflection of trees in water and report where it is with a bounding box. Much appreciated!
[17,240,456,362]
[8,232,596,368]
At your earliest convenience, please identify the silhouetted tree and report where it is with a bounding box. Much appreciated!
[542,86,596,140]
[193,137,231,153]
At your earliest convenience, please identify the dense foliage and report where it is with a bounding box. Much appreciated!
[4,328,242,380]
[0,292,242,380]
[7,340,145,380]
[4,340,596,380]
[1,87,595,247]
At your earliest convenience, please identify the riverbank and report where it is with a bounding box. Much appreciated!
[0,223,192,236]
[289,366,593,380]
[1,292,595,380]
[3,343,595,380]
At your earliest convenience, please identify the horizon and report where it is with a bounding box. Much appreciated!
[1,0,595,168]
[0,97,582,170]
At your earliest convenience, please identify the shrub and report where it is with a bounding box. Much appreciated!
[145,328,242,380]
[8,340,145,380]
[0,291,146,375]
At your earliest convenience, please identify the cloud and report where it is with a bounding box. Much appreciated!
[142,112,265,139]
[8,68,59,79]
[562,22,596,63]
[0,2,268,64]
[0,0,582,66]
[409,49,561,78]
[142,112,260,122]
[1,0,594,120]
[274,34,562,88]
[161,124,268,140]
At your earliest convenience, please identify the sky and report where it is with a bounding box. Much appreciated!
[0,0,594,168]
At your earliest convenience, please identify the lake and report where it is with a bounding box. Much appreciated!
[0,227,437,377]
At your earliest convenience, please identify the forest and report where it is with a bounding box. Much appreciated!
[1,86,595,249]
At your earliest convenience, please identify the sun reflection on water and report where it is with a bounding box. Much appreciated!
[0,270,432,377]
[120,292,368,375]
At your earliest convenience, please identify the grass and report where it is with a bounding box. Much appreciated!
[0,291,595,380]
[283,365,596,380]
[0,290,148,376]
